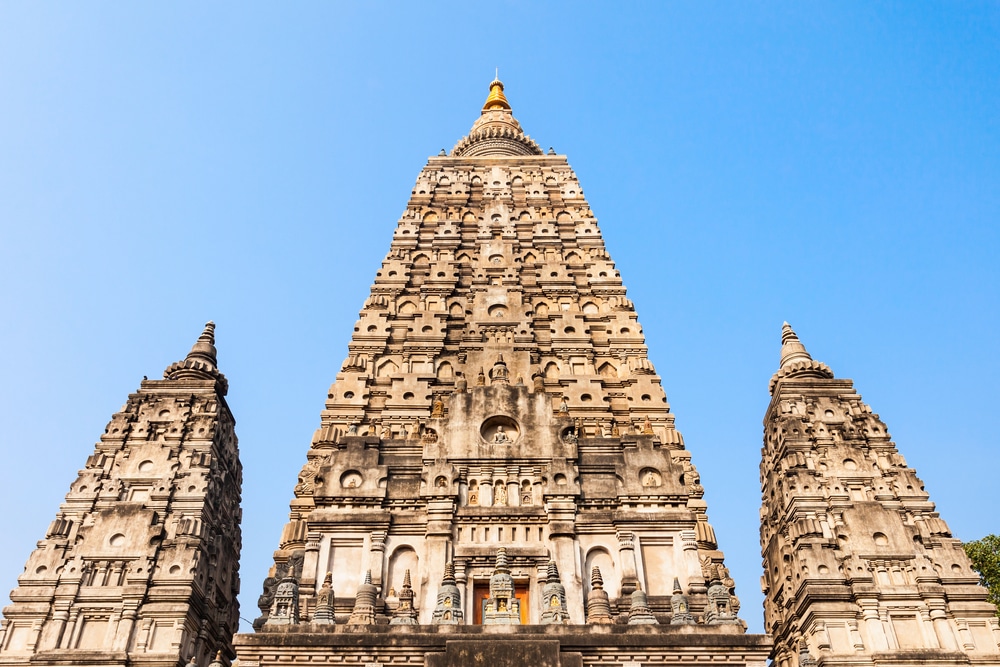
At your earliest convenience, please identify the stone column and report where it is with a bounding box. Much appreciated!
[928,602,959,650]
[617,531,638,595]
[860,599,889,651]
[455,561,469,624]
[369,531,387,591]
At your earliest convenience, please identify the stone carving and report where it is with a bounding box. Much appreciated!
[540,560,570,624]
[494,483,508,506]
[483,548,520,625]
[265,572,300,627]
[389,570,417,625]
[431,562,463,625]
[430,397,444,418]
[312,572,335,625]
[347,570,378,626]
[493,425,510,444]
[586,566,614,624]
[476,368,486,386]
[705,569,739,625]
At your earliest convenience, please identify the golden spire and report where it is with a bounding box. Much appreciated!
[482,72,511,111]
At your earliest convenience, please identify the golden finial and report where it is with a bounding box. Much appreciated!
[482,73,511,111]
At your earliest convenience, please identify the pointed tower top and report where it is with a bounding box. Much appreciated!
[451,77,542,157]
[546,560,560,582]
[441,561,456,586]
[482,76,511,111]
[591,566,604,589]
[363,569,372,585]
[187,321,218,366]
[402,569,412,589]
[673,577,682,594]
[163,321,228,395]
[769,321,834,395]
[779,321,812,370]
[494,547,510,573]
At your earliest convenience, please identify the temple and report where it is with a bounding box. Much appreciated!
[0,78,996,667]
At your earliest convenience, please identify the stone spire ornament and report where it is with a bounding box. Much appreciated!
[490,354,510,385]
[769,322,834,394]
[483,548,520,625]
[585,566,614,624]
[539,560,570,624]
[669,577,695,625]
[264,570,300,627]
[312,571,336,625]
[209,650,226,667]
[431,562,463,625]
[347,570,378,626]
[389,569,418,625]
[162,321,229,394]
[627,583,658,625]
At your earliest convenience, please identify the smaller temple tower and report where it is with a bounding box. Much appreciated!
[760,323,1000,667]
[0,323,242,667]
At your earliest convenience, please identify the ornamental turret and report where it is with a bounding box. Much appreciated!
[761,322,1000,667]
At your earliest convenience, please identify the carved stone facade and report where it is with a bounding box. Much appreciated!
[0,323,242,667]
[233,77,771,667]
[761,323,1000,666]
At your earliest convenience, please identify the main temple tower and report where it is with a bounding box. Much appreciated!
[235,79,771,665]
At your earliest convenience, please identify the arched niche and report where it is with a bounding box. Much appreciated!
[386,546,419,598]
[585,547,620,598]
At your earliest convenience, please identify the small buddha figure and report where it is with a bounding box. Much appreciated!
[515,375,524,386]
[642,416,654,435]
[495,483,508,506]
[430,396,445,418]
[346,423,359,436]
[611,420,621,437]
[558,397,569,413]
[493,425,511,444]
[380,424,390,439]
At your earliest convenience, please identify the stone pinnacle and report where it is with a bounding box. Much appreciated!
[779,321,812,370]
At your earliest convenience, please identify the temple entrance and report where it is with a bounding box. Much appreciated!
[472,581,529,624]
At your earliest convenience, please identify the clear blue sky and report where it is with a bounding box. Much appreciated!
[1,3,997,634]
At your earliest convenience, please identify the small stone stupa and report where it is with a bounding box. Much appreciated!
[585,566,614,624]
[313,572,336,625]
[431,562,463,625]
[483,548,520,625]
[627,584,658,625]
[389,570,418,625]
[347,570,378,626]
[669,577,695,625]
[539,560,570,624]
